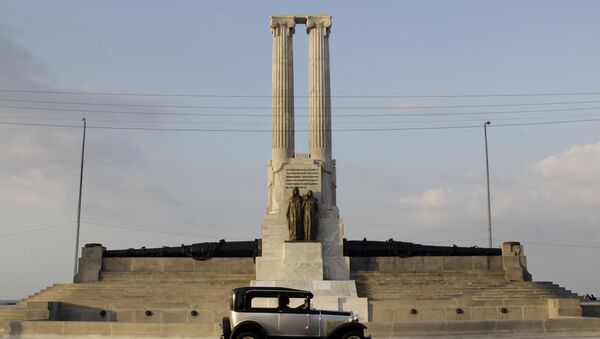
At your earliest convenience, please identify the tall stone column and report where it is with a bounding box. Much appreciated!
[307,16,332,162]
[271,17,296,162]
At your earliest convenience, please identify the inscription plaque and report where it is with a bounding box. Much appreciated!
[285,167,321,190]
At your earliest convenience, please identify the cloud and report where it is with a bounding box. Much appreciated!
[533,142,600,180]
[399,188,449,208]
[530,142,600,205]
[0,26,55,88]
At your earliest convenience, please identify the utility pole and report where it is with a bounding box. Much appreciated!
[74,118,87,276]
[484,121,492,248]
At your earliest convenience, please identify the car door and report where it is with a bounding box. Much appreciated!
[278,309,309,336]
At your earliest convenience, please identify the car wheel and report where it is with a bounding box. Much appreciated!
[341,330,364,339]
[235,331,261,339]
[221,317,231,339]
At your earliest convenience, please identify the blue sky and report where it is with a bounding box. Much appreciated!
[1,1,599,298]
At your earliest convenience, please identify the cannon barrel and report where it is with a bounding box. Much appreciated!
[103,238,500,259]
[343,239,501,257]
[103,240,260,260]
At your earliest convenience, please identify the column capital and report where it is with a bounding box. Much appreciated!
[306,16,332,35]
[270,16,296,36]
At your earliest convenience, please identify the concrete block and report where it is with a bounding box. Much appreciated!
[161,323,219,337]
[446,307,472,321]
[496,319,544,333]
[393,308,420,322]
[63,321,111,335]
[116,310,136,322]
[472,256,490,270]
[10,320,65,336]
[544,317,600,332]
[471,307,498,320]
[74,244,105,283]
[524,306,548,319]
[377,257,396,273]
[402,257,423,272]
[102,258,132,272]
[371,307,393,322]
[446,319,496,333]
[282,242,323,280]
[422,257,443,272]
[134,310,160,323]
[160,309,188,323]
[419,307,446,321]
[548,298,582,318]
[162,258,195,272]
[498,306,524,320]
[364,322,393,336]
[349,257,377,272]
[110,322,159,336]
[131,258,163,272]
[489,256,504,271]
[442,257,472,271]
[393,321,448,335]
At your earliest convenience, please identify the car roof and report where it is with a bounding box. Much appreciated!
[233,287,313,297]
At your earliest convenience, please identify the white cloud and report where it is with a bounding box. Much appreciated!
[530,142,600,205]
[533,142,600,180]
[399,188,449,208]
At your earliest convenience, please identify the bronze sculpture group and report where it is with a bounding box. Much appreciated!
[286,187,318,241]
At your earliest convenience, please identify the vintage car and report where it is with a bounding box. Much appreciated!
[222,287,367,339]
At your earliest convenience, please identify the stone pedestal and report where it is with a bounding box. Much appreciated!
[282,242,323,280]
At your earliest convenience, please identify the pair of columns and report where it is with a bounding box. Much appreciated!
[271,15,332,163]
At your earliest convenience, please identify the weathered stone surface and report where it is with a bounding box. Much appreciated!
[74,244,105,283]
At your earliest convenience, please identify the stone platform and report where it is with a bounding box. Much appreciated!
[1,253,598,338]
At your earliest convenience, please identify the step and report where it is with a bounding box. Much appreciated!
[364,318,600,337]
[5,320,220,338]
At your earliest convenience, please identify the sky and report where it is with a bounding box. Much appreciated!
[1,1,599,299]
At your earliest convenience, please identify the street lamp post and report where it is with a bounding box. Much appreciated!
[484,121,492,248]
[74,118,87,276]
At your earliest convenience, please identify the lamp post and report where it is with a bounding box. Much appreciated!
[484,121,492,248]
[74,118,86,276]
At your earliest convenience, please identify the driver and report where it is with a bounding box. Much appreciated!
[278,296,310,311]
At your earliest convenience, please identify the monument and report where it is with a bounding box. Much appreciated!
[1,13,598,339]
[252,14,368,318]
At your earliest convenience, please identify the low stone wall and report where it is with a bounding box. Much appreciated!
[349,256,504,273]
[102,257,256,274]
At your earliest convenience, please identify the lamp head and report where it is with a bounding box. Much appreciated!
[485,121,491,126]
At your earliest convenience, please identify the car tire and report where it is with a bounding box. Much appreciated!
[341,330,364,339]
[221,317,231,339]
[235,331,261,339]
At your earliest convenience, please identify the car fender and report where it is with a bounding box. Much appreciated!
[230,320,266,339]
[326,322,367,339]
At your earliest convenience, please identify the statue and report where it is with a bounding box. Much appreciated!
[303,190,318,240]
[286,187,304,240]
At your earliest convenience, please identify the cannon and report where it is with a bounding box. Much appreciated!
[103,238,500,259]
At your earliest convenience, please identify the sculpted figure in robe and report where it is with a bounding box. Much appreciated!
[286,187,304,241]
[303,190,318,241]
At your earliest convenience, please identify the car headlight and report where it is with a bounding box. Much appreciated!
[350,311,359,322]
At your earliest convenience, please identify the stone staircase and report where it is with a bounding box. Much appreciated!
[354,271,579,322]
[2,255,597,338]
[1,257,254,338]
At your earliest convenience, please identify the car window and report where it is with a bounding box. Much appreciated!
[250,297,278,309]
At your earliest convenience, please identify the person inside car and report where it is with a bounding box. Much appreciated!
[278,296,310,311]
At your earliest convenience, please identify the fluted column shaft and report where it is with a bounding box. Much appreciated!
[271,18,296,161]
[307,16,332,162]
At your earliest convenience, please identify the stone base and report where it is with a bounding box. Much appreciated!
[257,241,350,281]
[251,279,369,322]
[282,242,323,280]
